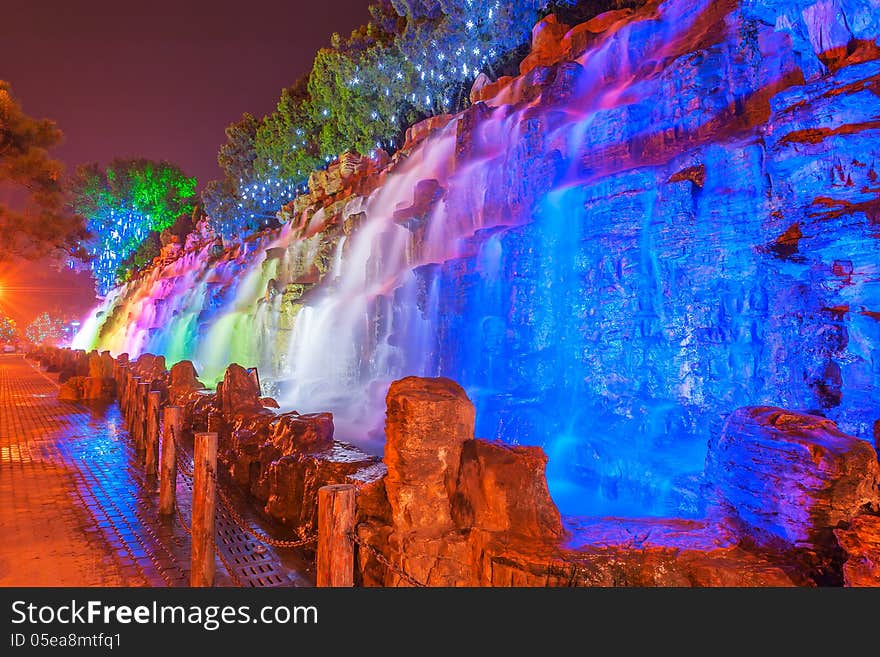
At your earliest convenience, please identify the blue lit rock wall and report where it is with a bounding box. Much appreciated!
[408,0,880,517]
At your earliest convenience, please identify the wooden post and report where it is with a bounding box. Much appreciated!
[317,484,356,587]
[136,382,150,453]
[129,376,142,427]
[117,364,128,406]
[122,373,131,417]
[191,432,218,587]
[122,367,131,412]
[159,406,181,516]
[121,370,130,416]
[145,391,162,476]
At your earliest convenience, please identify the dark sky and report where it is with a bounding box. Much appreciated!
[0,0,373,325]
[0,0,374,188]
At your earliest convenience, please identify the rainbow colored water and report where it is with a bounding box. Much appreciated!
[76,0,880,518]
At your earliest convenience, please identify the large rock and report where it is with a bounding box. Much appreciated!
[478,540,800,587]
[131,353,166,381]
[58,376,86,402]
[87,351,114,379]
[384,377,475,533]
[168,360,204,405]
[706,407,880,548]
[453,440,562,539]
[402,114,455,151]
[268,412,334,454]
[834,514,880,586]
[58,375,115,402]
[519,14,569,76]
[218,363,264,419]
[260,443,380,532]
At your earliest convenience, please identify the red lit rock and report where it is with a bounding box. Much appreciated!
[834,514,880,586]
[268,412,334,453]
[87,351,114,379]
[261,443,380,533]
[58,377,85,401]
[392,179,443,232]
[453,440,562,539]
[469,72,492,104]
[402,114,455,151]
[483,544,800,587]
[520,14,570,76]
[668,163,706,188]
[57,375,115,401]
[168,360,204,405]
[131,353,166,381]
[384,376,475,533]
[218,363,264,419]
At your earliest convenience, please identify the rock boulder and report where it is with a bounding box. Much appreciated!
[384,377,475,534]
[453,440,562,539]
[219,363,264,419]
[706,406,880,548]
[834,514,880,586]
[168,360,204,405]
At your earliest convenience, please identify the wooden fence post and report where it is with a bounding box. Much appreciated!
[122,370,130,417]
[129,376,141,428]
[145,391,162,476]
[159,406,181,516]
[118,364,129,407]
[317,484,356,587]
[127,375,139,421]
[136,382,150,453]
[191,432,218,587]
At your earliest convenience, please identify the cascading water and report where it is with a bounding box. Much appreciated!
[75,0,880,518]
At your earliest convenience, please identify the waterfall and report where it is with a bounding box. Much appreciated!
[75,0,880,518]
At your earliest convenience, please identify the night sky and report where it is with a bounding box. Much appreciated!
[0,0,373,324]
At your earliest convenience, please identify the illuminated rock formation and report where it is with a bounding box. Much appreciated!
[74,0,880,523]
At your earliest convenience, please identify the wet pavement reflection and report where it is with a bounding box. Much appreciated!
[0,355,311,587]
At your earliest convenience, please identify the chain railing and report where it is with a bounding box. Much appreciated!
[174,496,192,536]
[117,372,427,589]
[348,531,426,588]
[214,482,317,549]
[170,423,315,554]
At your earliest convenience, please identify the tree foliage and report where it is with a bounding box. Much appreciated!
[70,159,196,294]
[0,314,17,342]
[0,81,87,264]
[25,311,64,345]
[203,1,632,238]
[254,78,320,182]
[205,112,300,236]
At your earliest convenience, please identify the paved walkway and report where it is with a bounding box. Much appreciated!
[0,355,310,587]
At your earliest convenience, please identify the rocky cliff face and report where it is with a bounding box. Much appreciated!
[76,0,880,520]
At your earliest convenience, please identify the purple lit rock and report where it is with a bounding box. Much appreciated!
[706,406,880,547]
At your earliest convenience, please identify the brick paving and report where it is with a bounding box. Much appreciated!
[0,355,311,587]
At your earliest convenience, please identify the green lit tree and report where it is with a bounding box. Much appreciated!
[308,23,418,159]
[255,77,322,182]
[70,159,197,294]
[205,0,644,241]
